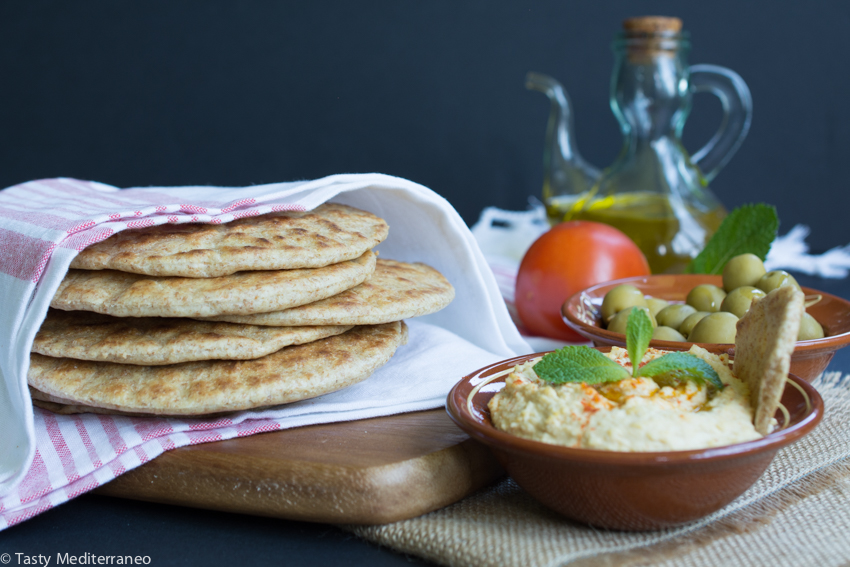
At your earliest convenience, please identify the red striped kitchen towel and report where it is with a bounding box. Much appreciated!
[0,174,530,530]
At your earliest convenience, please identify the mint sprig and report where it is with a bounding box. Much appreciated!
[626,307,652,370]
[686,203,778,275]
[635,352,723,389]
[532,346,629,385]
[534,308,722,389]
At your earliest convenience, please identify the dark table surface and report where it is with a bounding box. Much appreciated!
[3,271,849,567]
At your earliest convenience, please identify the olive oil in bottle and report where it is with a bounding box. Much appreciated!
[550,192,726,274]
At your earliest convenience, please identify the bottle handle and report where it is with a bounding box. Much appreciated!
[688,64,753,183]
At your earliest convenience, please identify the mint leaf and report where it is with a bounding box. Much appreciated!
[532,317,722,390]
[635,352,723,389]
[625,307,653,376]
[534,346,630,385]
[686,203,778,275]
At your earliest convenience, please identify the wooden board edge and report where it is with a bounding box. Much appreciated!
[95,437,504,524]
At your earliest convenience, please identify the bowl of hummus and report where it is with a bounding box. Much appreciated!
[447,288,824,530]
[446,347,822,530]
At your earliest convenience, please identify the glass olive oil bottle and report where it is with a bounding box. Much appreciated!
[535,17,751,273]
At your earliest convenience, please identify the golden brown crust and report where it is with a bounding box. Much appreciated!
[69,203,389,277]
[733,286,804,435]
[201,259,454,326]
[29,388,245,418]
[50,251,376,318]
[29,322,408,416]
[32,309,352,365]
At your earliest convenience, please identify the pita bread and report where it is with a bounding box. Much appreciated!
[200,259,454,326]
[733,286,804,435]
[50,250,376,318]
[29,388,238,417]
[30,390,154,417]
[32,309,352,365]
[28,322,408,416]
[69,203,389,277]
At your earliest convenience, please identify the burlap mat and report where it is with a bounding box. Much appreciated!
[348,372,850,567]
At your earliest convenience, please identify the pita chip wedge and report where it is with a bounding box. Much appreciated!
[70,203,389,278]
[733,285,804,435]
[200,259,455,326]
[28,322,408,416]
[50,250,376,318]
[32,309,352,365]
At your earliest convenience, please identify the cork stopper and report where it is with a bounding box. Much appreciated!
[621,16,683,63]
[623,16,682,35]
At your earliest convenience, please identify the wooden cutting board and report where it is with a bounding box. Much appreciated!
[95,409,504,524]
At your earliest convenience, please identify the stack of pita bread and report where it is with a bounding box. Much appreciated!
[28,203,455,417]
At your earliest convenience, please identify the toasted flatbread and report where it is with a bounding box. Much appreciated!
[733,286,804,435]
[30,391,154,417]
[200,259,454,326]
[32,309,352,365]
[28,388,245,418]
[69,203,389,277]
[50,250,376,318]
[28,322,408,416]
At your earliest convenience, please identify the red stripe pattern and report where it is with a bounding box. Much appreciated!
[0,229,55,282]
[1,409,287,529]
[0,178,306,282]
[0,177,313,530]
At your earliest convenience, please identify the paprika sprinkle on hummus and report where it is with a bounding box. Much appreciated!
[488,345,761,451]
[488,290,805,452]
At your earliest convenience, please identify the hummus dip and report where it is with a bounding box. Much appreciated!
[488,345,763,452]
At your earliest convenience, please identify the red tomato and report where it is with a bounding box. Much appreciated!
[515,221,650,341]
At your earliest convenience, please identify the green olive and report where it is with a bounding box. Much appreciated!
[645,297,669,318]
[722,253,766,292]
[757,270,803,294]
[652,326,686,342]
[655,304,697,330]
[688,312,739,343]
[679,311,710,339]
[607,306,657,334]
[686,284,727,313]
[601,284,647,323]
[798,311,825,341]
[720,286,767,318]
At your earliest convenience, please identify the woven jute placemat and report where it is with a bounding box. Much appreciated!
[349,373,850,567]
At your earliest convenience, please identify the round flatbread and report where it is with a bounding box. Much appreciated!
[69,203,389,278]
[32,309,352,365]
[200,259,454,326]
[28,322,408,416]
[31,390,158,417]
[50,251,376,318]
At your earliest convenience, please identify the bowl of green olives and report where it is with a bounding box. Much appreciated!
[561,254,850,382]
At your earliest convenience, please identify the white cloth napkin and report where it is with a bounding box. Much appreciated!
[0,174,531,528]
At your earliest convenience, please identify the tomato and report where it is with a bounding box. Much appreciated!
[515,221,650,341]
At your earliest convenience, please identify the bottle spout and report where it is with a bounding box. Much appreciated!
[526,72,574,159]
[526,72,565,98]
[526,72,600,216]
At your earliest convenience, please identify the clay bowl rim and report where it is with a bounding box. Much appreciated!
[561,274,850,356]
[446,348,824,467]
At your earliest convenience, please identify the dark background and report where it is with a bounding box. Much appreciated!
[2,2,850,561]
[1,1,848,251]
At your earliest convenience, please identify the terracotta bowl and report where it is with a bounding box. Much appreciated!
[446,349,823,531]
[561,274,850,382]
